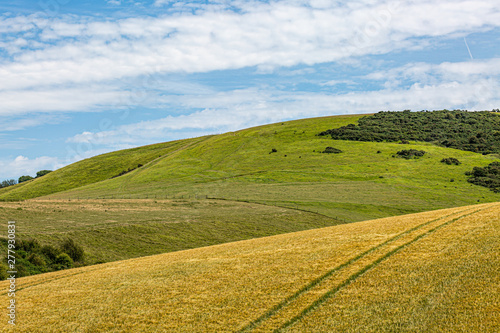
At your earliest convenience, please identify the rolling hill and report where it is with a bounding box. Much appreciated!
[1,113,499,223]
[1,202,498,332]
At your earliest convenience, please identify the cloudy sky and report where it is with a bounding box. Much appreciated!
[1,0,500,180]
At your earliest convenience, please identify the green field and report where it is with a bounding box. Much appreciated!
[2,202,498,332]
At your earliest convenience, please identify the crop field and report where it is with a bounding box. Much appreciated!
[1,202,498,332]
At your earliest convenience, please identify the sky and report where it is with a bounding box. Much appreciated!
[1,0,500,180]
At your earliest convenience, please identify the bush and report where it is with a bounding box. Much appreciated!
[0,264,8,280]
[41,245,61,261]
[60,238,85,262]
[1,238,86,280]
[466,161,500,192]
[28,254,46,267]
[36,170,52,178]
[441,157,461,165]
[54,253,73,270]
[18,175,34,183]
[322,147,343,154]
[394,149,426,159]
[19,239,41,253]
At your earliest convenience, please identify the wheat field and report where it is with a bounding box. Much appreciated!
[1,202,498,332]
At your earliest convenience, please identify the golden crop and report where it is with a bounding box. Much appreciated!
[1,202,498,332]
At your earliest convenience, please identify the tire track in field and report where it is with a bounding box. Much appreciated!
[274,205,497,332]
[237,206,484,332]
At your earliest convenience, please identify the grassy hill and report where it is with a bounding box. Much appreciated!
[0,136,212,201]
[2,113,498,222]
[2,202,498,332]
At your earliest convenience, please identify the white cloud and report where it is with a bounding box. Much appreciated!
[0,0,499,138]
[0,86,124,117]
[0,155,61,179]
[2,0,500,96]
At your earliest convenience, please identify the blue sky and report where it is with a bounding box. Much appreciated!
[1,0,500,180]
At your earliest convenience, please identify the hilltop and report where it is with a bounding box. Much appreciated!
[2,202,498,332]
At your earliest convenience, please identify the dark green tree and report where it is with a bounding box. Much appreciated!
[18,175,34,183]
[36,170,52,178]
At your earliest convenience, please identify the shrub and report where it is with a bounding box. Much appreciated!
[19,239,41,253]
[0,264,8,280]
[322,147,343,154]
[60,238,85,262]
[28,254,46,267]
[18,175,34,183]
[466,161,500,192]
[394,149,426,159]
[441,157,461,165]
[54,253,74,270]
[36,170,52,178]
[1,238,86,280]
[41,245,61,261]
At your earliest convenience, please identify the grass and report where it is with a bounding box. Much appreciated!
[1,202,498,332]
[0,199,340,264]
[7,114,497,223]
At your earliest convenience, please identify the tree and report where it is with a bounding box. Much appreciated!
[18,175,34,183]
[0,179,17,188]
[36,170,52,178]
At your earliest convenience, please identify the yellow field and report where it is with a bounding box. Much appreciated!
[1,202,499,332]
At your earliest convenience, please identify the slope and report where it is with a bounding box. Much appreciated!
[41,114,500,222]
[1,202,498,332]
[0,136,211,201]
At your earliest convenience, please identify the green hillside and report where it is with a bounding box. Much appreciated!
[2,113,499,222]
[32,113,500,222]
[0,136,211,201]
